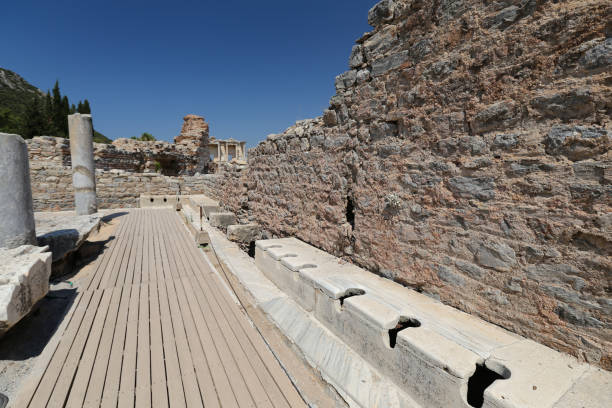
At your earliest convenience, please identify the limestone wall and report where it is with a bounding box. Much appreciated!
[26,136,209,210]
[217,0,611,369]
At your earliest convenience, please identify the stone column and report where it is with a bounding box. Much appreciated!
[68,114,97,215]
[0,133,37,249]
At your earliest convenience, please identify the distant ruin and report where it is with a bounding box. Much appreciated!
[25,114,248,210]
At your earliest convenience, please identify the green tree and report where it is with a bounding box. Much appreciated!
[43,91,54,133]
[21,97,46,138]
[59,95,70,137]
[0,107,21,134]
[81,99,91,114]
[131,132,156,141]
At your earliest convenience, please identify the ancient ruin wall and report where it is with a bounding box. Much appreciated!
[26,135,209,210]
[221,0,612,369]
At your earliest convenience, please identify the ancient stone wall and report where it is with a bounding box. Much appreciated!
[26,135,209,210]
[220,0,612,369]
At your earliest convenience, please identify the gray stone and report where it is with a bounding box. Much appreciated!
[531,89,595,120]
[0,133,37,249]
[436,0,467,22]
[0,245,51,335]
[579,38,612,70]
[68,114,97,215]
[506,277,523,293]
[454,259,485,279]
[35,211,101,263]
[484,288,510,305]
[492,133,520,150]
[368,0,395,27]
[355,69,371,84]
[349,44,364,68]
[555,303,604,328]
[545,125,610,160]
[424,58,457,80]
[370,121,399,141]
[486,6,520,29]
[474,241,517,271]
[323,109,337,127]
[335,70,357,91]
[371,50,410,77]
[470,101,520,134]
[209,212,237,228]
[436,264,466,286]
[227,223,262,243]
[447,176,496,201]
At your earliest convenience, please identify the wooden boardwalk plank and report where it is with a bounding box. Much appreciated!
[153,215,187,408]
[17,209,306,408]
[157,214,203,408]
[86,212,133,291]
[46,290,108,408]
[165,212,292,408]
[117,284,141,408]
[101,284,133,408]
[65,287,121,408]
[12,292,87,408]
[148,214,169,408]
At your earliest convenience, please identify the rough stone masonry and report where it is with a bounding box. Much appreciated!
[26,115,214,210]
[209,0,612,370]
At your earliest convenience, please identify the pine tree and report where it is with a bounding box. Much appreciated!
[77,101,83,113]
[82,99,91,114]
[60,95,70,137]
[51,81,63,136]
[22,96,45,139]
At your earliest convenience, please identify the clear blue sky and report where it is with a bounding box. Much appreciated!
[2,0,375,147]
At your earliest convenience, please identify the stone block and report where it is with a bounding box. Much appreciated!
[139,194,180,208]
[226,223,261,243]
[368,0,395,27]
[371,50,410,77]
[0,245,52,335]
[35,212,101,263]
[209,212,237,228]
[530,88,595,120]
[484,340,589,408]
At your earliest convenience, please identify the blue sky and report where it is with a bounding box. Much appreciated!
[2,0,375,147]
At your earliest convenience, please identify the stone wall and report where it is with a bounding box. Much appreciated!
[27,114,210,176]
[216,0,611,369]
[27,135,209,210]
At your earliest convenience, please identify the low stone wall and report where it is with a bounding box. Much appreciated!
[29,159,209,211]
[26,131,211,210]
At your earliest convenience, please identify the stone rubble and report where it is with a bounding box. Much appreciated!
[0,245,51,336]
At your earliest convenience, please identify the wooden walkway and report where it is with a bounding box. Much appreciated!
[15,209,306,408]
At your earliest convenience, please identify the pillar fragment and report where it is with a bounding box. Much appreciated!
[0,133,37,249]
[68,114,97,215]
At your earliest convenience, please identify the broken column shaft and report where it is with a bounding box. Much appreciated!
[0,133,37,249]
[68,113,98,215]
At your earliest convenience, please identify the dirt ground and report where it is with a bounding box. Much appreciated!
[0,211,127,404]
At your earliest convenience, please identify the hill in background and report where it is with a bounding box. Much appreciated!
[0,67,111,143]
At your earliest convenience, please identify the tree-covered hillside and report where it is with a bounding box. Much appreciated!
[0,68,111,143]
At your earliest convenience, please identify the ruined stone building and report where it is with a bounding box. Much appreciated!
[208,137,247,173]
[2,1,611,407]
[23,0,612,371]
